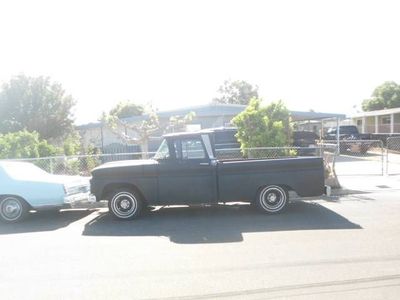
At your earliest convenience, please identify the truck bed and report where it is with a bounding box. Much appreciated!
[217,157,325,202]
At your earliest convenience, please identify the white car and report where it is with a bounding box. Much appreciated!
[0,161,95,223]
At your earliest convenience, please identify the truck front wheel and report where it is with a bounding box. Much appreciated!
[256,185,288,214]
[108,189,143,220]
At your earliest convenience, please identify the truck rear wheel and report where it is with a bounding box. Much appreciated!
[108,188,143,220]
[256,185,288,214]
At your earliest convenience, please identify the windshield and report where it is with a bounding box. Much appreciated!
[339,126,358,134]
[327,126,358,135]
[153,139,170,160]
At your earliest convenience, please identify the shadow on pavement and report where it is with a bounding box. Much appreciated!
[82,202,361,244]
[328,189,373,198]
[0,209,96,235]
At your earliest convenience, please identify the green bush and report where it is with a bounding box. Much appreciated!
[232,99,292,157]
[0,130,61,159]
[62,131,81,156]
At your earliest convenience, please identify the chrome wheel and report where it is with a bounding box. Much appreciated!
[109,190,142,220]
[0,196,26,222]
[257,185,288,213]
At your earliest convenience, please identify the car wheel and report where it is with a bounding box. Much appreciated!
[108,189,143,220]
[256,185,288,214]
[0,196,29,223]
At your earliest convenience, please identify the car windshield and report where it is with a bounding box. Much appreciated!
[328,126,358,135]
[153,139,170,160]
[293,131,318,140]
[2,162,49,179]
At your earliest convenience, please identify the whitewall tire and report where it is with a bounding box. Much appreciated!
[256,185,288,214]
[108,189,143,220]
[0,196,29,223]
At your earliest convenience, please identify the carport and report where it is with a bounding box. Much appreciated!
[290,111,346,152]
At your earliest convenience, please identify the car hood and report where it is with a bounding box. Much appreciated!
[45,175,90,186]
[43,175,91,195]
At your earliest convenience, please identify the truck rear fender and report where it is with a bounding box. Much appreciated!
[253,184,292,201]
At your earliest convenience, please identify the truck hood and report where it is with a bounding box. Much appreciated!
[91,159,159,177]
[93,159,158,171]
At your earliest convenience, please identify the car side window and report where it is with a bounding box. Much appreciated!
[180,138,206,160]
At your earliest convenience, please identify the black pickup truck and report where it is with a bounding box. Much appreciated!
[90,131,325,220]
[325,125,373,153]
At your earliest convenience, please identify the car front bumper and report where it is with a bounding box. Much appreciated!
[64,193,97,205]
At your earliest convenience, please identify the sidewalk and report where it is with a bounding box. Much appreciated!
[332,174,400,195]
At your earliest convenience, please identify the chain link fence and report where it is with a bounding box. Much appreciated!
[4,146,333,176]
[5,152,156,176]
[217,145,337,180]
[387,137,400,175]
[215,146,323,160]
[330,140,385,176]
[3,141,385,177]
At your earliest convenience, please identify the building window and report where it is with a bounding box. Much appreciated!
[356,119,362,126]
[381,116,391,125]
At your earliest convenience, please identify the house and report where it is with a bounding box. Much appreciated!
[77,104,346,153]
[351,107,400,134]
[77,104,246,152]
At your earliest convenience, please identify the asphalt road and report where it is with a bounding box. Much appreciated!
[1,191,400,300]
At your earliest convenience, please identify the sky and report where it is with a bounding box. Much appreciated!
[0,0,399,125]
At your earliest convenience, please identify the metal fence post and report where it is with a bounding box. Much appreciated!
[384,137,400,176]
[381,140,384,176]
[50,158,54,174]
[336,117,340,155]
[386,138,389,176]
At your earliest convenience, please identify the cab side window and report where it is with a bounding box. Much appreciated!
[179,138,206,160]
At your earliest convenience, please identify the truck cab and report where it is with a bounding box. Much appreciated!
[152,132,218,205]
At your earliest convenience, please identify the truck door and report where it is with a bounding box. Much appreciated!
[157,136,218,205]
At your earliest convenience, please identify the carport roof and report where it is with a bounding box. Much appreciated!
[352,107,400,118]
[76,104,346,129]
[290,111,346,121]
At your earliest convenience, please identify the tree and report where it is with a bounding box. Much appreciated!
[0,130,60,159]
[362,81,400,111]
[212,79,259,105]
[232,99,291,156]
[0,75,75,140]
[102,106,160,159]
[109,100,144,119]
[102,106,197,158]
[164,111,196,133]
